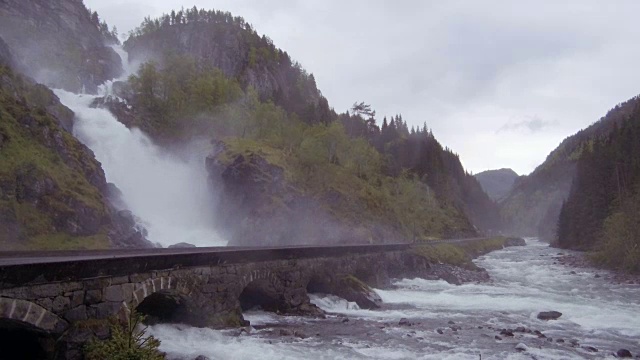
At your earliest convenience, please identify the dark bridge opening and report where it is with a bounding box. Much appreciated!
[239,279,284,312]
[306,276,331,294]
[0,320,54,360]
[136,291,185,325]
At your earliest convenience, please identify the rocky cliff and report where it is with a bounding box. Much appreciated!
[205,141,413,246]
[0,0,121,93]
[123,9,322,121]
[0,61,150,250]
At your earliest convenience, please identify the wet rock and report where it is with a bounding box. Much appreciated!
[436,329,444,334]
[556,339,565,343]
[294,330,308,339]
[500,329,514,337]
[278,329,293,336]
[569,339,579,347]
[495,335,502,340]
[194,356,211,360]
[515,343,528,352]
[616,349,632,358]
[582,346,598,353]
[595,274,601,278]
[341,318,349,323]
[537,311,562,320]
[398,318,413,326]
[515,326,526,333]
[448,320,455,325]
[570,271,577,275]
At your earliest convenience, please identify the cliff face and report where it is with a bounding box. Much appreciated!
[500,95,640,240]
[0,62,150,250]
[206,142,408,246]
[0,0,121,93]
[123,15,321,120]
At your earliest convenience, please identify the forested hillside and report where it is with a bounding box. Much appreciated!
[500,96,640,241]
[557,96,640,271]
[474,168,518,202]
[94,6,500,244]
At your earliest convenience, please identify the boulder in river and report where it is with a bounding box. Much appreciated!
[537,311,562,320]
[616,349,632,358]
[515,343,528,352]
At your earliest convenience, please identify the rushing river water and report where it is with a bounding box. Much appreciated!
[148,239,640,359]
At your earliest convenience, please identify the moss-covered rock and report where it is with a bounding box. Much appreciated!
[0,65,149,250]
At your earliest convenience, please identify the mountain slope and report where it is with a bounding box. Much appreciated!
[500,96,640,240]
[474,168,518,202]
[123,9,325,126]
[0,57,149,250]
[0,0,121,93]
[557,99,640,270]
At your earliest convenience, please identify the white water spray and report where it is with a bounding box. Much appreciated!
[54,46,226,247]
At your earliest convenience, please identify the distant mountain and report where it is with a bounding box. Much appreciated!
[500,95,640,241]
[474,168,518,202]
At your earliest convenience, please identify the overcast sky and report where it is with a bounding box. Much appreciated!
[85,0,640,175]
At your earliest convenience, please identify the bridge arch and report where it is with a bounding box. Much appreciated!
[0,297,68,359]
[0,297,68,334]
[237,268,286,312]
[118,276,191,324]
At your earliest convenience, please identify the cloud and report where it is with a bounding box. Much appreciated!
[497,116,559,133]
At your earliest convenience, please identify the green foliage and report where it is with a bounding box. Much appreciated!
[592,191,640,272]
[85,310,164,360]
[413,237,508,268]
[413,243,469,266]
[0,67,111,250]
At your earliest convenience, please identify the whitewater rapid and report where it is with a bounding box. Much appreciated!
[147,239,640,359]
[54,46,226,247]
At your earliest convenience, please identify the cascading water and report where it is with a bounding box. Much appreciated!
[54,46,226,247]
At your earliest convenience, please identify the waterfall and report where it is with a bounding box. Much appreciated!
[54,46,226,247]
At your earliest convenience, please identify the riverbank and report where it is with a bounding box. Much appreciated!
[555,251,640,286]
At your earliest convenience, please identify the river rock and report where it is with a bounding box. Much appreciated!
[582,346,598,353]
[515,343,528,352]
[500,329,514,337]
[616,349,632,358]
[194,356,211,360]
[537,311,562,320]
[399,318,413,326]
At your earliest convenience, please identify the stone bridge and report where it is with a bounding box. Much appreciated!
[0,243,433,359]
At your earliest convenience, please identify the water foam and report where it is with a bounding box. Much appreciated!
[54,46,226,247]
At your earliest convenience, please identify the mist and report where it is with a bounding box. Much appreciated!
[53,46,226,248]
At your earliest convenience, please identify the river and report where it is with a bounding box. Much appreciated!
[147,239,640,359]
